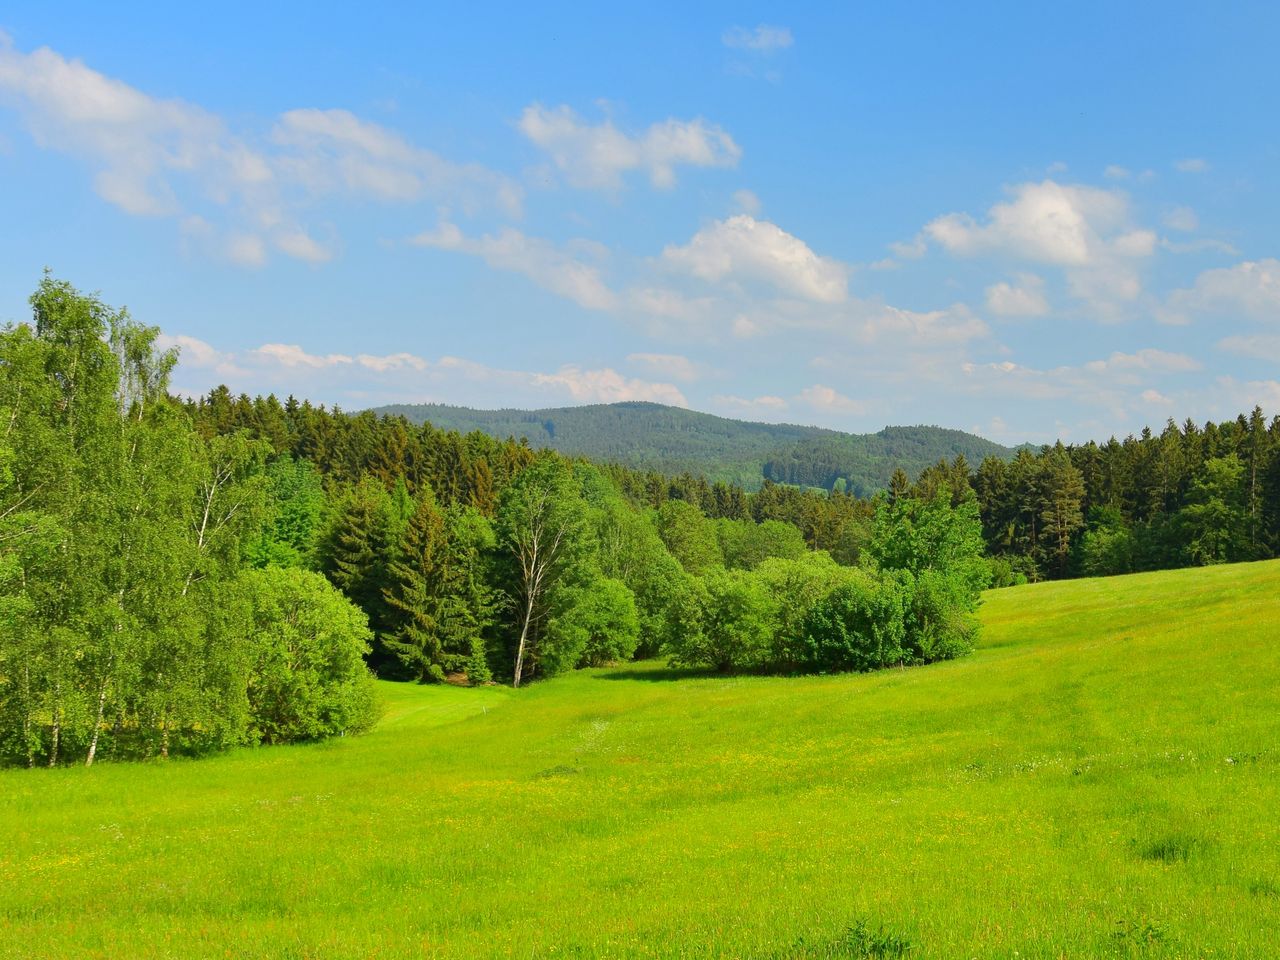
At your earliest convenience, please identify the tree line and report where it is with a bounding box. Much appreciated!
[2,280,990,765]
[5,275,1274,767]
[904,412,1280,582]
[0,278,378,767]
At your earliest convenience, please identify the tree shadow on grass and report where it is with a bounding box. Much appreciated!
[592,665,725,682]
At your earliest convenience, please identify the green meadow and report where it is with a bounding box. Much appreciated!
[3,561,1278,959]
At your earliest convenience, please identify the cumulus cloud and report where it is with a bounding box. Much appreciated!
[410,222,618,310]
[661,215,847,302]
[532,366,687,406]
[163,333,686,409]
[1164,259,1280,324]
[356,352,430,372]
[518,103,740,190]
[924,180,1136,265]
[155,334,247,377]
[722,25,793,52]
[271,108,521,216]
[1218,333,1280,362]
[1175,157,1209,173]
[252,343,354,368]
[921,179,1157,315]
[799,384,865,415]
[731,188,761,215]
[711,394,790,418]
[985,274,1049,317]
[1163,206,1199,232]
[959,345,1205,426]
[626,353,701,382]
[1081,349,1201,375]
[0,37,520,264]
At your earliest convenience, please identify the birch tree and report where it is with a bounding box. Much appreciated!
[496,459,590,687]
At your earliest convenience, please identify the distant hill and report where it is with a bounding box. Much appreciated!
[369,401,1019,495]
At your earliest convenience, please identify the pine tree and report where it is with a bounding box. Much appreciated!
[381,488,451,682]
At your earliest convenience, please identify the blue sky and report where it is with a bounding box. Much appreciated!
[1,2,1278,443]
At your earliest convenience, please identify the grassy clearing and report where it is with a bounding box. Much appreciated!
[2,561,1279,958]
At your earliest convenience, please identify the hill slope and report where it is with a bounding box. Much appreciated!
[3,560,1278,958]
[370,400,1017,493]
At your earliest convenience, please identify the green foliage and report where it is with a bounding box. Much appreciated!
[670,567,778,671]
[233,568,379,743]
[1078,507,1136,577]
[801,573,908,672]
[543,577,640,674]
[657,499,724,575]
[495,457,595,685]
[0,277,378,766]
[374,400,1016,494]
[718,517,808,569]
[1177,455,1249,565]
[867,487,989,664]
[244,455,326,569]
[380,490,499,684]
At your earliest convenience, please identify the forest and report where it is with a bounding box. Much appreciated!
[373,399,1016,494]
[2,276,1278,768]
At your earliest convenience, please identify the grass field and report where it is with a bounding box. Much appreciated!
[3,561,1279,958]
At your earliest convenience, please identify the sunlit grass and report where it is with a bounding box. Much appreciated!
[2,561,1278,957]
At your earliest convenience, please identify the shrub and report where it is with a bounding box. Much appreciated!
[237,568,380,744]
[542,577,641,674]
[669,568,777,671]
[800,573,909,673]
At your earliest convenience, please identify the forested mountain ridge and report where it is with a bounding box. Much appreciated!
[369,401,1019,494]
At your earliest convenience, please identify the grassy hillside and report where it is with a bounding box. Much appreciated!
[371,401,1017,493]
[3,561,1279,958]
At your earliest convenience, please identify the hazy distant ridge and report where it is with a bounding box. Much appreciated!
[370,401,1017,494]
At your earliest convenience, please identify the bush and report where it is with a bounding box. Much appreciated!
[754,553,862,669]
[669,568,777,671]
[901,568,980,664]
[542,577,641,674]
[236,568,380,744]
[800,573,908,673]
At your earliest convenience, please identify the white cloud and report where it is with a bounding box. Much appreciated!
[410,222,618,310]
[253,343,354,369]
[857,302,990,345]
[732,188,761,215]
[1175,157,1209,174]
[626,353,700,382]
[922,179,1157,315]
[1141,388,1172,405]
[924,180,1133,266]
[0,37,519,264]
[799,384,865,415]
[518,103,740,190]
[722,25,793,52]
[227,234,268,267]
[274,229,332,263]
[163,332,687,409]
[889,235,927,259]
[1217,334,1280,362]
[155,334,247,377]
[1104,165,1130,180]
[662,215,847,302]
[1163,206,1199,232]
[532,366,687,406]
[985,273,1049,317]
[1082,349,1201,375]
[712,394,790,417]
[356,352,430,372]
[1165,259,1280,323]
[271,108,522,216]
